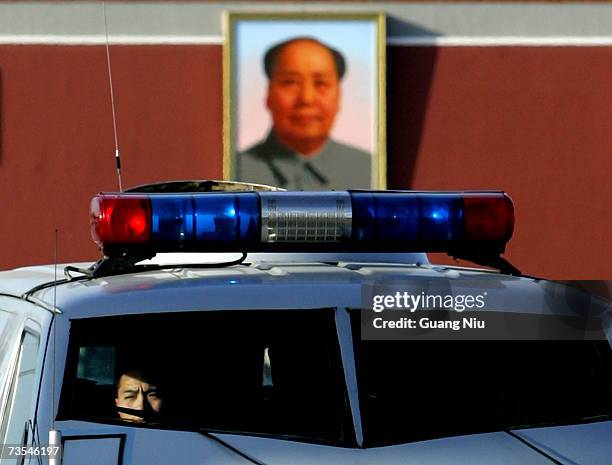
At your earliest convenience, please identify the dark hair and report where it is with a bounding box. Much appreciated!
[263,37,346,80]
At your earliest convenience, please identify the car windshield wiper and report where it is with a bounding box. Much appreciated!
[506,412,612,431]
[197,429,267,465]
[570,413,612,424]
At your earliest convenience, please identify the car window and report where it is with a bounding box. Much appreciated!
[77,347,115,385]
[0,310,13,371]
[0,310,9,342]
[60,310,354,446]
[350,311,612,447]
[1,331,40,445]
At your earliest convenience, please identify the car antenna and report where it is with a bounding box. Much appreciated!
[103,1,123,192]
[49,229,62,465]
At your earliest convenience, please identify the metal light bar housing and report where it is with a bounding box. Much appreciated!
[90,190,514,258]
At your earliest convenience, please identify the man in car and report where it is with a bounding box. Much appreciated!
[115,369,164,422]
[237,37,371,190]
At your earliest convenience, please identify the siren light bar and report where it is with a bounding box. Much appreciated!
[90,191,514,257]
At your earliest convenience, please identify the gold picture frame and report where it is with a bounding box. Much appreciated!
[223,11,386,190]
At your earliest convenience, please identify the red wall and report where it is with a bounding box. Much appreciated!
[0,45,223,269]
[388,46,612,279]
[0,44,610,279]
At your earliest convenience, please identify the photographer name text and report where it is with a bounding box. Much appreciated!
[372,316,486,330]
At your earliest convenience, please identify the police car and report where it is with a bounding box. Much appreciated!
[0,182,610,465]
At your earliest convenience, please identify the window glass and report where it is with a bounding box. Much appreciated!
[0,310,9,341]
[0,310,12,369]
[61,311,353,446]
[2,331,40,445]
[351,311,612,447]
[77,347,115,385]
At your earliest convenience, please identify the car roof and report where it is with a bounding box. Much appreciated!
[1,253,606,322]
[0,253,428,298]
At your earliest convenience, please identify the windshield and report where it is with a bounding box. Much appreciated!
[60,310,354,446]
[351,311,612,447]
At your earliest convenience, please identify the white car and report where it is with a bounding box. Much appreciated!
[0,183,610,465]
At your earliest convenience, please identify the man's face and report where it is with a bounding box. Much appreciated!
[266,40,341,154]
[115,371,164,422]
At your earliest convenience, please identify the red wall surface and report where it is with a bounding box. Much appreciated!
[0,44,610,279]
[0,45,223,270]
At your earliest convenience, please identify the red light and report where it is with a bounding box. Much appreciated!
[463,193,514,242]
[90,195,151,246]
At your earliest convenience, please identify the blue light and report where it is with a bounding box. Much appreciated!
[418,195,463,241]
[351,193,464,245]
[149,193,259,250]
[150,196,195,243]
[351,193,419,242]
[429,209,445,221]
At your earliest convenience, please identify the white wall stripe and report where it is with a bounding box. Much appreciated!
[2,35,612,47]
[3,2,612,42]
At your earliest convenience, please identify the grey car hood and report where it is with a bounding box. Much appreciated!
[513,420,612,465]
[215,421,612,465]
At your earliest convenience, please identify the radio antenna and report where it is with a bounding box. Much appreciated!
[52,229,57,428]
[102,1,123,192]
[48,229,61,465]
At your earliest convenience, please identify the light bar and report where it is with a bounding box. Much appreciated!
[90,191,514,257]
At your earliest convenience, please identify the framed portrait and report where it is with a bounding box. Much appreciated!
[223,12,386,190]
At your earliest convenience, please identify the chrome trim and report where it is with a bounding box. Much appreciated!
[260,192,352,243]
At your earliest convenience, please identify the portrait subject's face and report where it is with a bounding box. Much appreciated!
[115,371,164,422]
[266,39,341,155]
